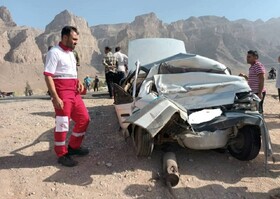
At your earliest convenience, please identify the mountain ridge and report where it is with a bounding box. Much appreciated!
[0,6,279,93]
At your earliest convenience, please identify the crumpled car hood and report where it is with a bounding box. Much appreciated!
[126,96,188,137]
[138,72,251,110]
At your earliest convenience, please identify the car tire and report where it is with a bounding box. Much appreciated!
[228,125,261,161]
[133,126,154,157]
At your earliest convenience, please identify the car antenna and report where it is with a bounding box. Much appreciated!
[132,60,140,101]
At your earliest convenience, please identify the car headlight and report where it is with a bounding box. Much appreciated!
[233,92,259,111]
[233,102,258,111]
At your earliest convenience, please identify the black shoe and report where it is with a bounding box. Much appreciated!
[68,146,89,156]
[57,154,78,167]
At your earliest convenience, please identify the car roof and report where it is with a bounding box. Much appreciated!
[127,38,186,70]
[128,38,230,74]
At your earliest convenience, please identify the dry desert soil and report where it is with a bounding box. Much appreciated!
[0,80,280,199]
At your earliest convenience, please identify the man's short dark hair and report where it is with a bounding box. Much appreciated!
[247,50,259,59]
[105,46,111,51]
[115,46,121,52]
[61,26,79,38]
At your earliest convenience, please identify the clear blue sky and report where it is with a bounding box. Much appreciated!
[1,0,280,30]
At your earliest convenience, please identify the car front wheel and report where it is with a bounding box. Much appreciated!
[228,125,261,161]
[133,126,154,157]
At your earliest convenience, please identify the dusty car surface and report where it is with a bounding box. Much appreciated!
[113,38,273,163]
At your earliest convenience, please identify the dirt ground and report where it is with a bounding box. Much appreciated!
[0,80,279,199]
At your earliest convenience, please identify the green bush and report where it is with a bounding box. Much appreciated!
[99,80,107,87]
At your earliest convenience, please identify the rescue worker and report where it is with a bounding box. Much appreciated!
[44,26,90,167]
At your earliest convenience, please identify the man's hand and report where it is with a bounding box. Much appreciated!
[77,80,84,93]
[52,96,64,109]
[45,75,63,109]
[108,65,115,71]
[239,73,248,80]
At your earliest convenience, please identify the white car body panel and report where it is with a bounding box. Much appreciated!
[128,38,186,71]
[114,38,273,163]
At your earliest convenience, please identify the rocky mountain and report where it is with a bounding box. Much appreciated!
[36,10,100,65]
[92,13,280,73]
[0,6,42,64]
[0,7,99,94]
[0,6,16,27]
[1,6,280,93]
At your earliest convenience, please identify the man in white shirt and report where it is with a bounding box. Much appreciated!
[44,26,90,167]
[114,46,128,84]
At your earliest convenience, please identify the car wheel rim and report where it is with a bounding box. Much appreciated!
[230,133,245,153]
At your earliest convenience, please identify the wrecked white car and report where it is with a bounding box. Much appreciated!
[113,38,273,163]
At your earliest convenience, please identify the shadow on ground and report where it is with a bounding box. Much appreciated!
[124,183,280,199]
[0,103,279,188]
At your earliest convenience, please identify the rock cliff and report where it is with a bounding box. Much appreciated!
[0,6,16,27]
[92,13,280,72]
[36,10,100,65]
[0,6,42,64]
[0,7,99,94]
[1,6,280,93]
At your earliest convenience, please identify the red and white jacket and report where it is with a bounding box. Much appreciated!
[44,42,78,92]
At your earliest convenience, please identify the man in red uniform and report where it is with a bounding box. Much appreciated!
[44,26,90,167]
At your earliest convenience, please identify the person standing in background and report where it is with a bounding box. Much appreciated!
[276,55,280,102]
[44,26,90,167]
[239,50,266,114]
[114,46,128,84]
[102,46,117,98]
[84,75,92,91]
[93,75,99,92]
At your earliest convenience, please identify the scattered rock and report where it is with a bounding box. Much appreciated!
[0,85,278,199]
[106,163,112,167]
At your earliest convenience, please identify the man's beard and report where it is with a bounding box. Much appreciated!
[69,44,76,50]
[66,40,76,50]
